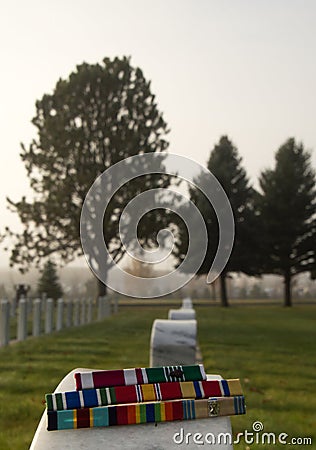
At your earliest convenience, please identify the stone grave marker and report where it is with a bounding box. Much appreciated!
[32,299,42,337]
[17,298,28,341]
[0,300,10,346]
[150,319,197,367]
[181,297,193,309]
[168,309,196,321]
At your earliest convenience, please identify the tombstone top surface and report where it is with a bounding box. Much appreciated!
[168,309,196,320]
[150,319,197,346]
[182,298,193,306]
[30,369,233,450]
[150,319,198,366]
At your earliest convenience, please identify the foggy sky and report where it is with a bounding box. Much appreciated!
[1,0,316,267]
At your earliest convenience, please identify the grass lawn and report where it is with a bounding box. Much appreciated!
[198,305,316,449]
[0,304,315,449]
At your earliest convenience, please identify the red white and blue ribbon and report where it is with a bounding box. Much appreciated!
[74,365,207,390]
[46,378,242,411]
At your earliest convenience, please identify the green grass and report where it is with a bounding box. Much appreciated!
[197,306,316,449]
[0,305,315,449]
[0,306,168,450]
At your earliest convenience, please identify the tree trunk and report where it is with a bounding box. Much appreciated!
[97,278,107,297]
[284,272,292,307]
[219,273,229,307]
[211,282,216,301]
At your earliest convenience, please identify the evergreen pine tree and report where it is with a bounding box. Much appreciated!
[37,260,63,301]
[175,136,259,306]
[258,138,316,306]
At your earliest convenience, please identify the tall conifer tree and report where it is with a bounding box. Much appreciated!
[258,138,316,306]
[175,136,259,306]
[37,260,63,301]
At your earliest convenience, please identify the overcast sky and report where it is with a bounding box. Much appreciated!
[1,0,316,268]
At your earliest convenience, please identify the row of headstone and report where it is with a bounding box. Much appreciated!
[30,295,234,449]
[0,296,118,347]
[9,296,33,318]
[148,297,234,449]
[150,297,198,367]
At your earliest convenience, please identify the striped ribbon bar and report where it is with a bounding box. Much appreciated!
[47,396,246,431]
[74,365,207,390]
[46,379,242,411]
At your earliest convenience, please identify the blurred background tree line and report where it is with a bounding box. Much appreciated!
[1,56,315,307]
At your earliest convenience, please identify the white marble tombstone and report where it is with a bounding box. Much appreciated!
[150,319,197,367]
[168,309,196,321]
[0,300,10,346]
[32,299,42,337]
[45,299,54,334]
[56,299,64,331]
[17,298,28,341]
[181,297,193,309]
[30,368,233,450]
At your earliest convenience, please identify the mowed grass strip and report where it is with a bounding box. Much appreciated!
[0,304,315,449]
[197,305,316,449]
[0,306,169,450]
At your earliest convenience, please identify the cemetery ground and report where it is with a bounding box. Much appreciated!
[0,305,315,450]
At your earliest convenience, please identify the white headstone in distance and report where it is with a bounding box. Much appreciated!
[150,319,197,367]
[0,300,10,346]
[56,299,64,331]
[33,299,42,337]
[17,298,28,341]
[168,309,196,320]
[181,297,193,309]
